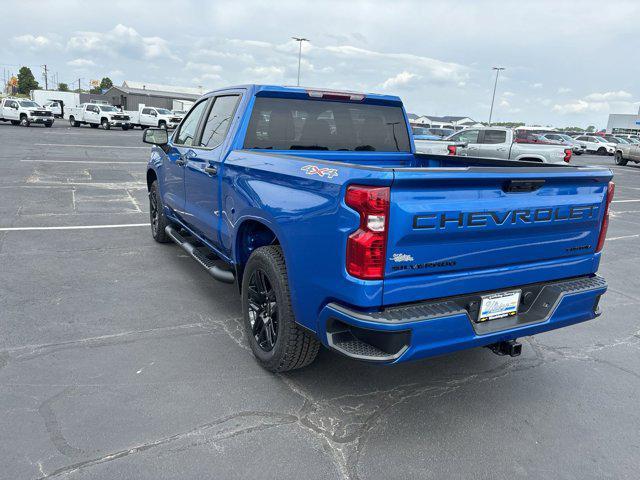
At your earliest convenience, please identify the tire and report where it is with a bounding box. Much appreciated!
[242,245,320,372]
[45,123,53,128]
[101,118,110,130]
[597,147,607,156]
[90,123,99,129]
[69,117,79,127]
[122,125,129,131]
[20,115,30,127]
[149,180,171,243]
[158,121,167,130]
[10,120,19,126]
[615,151,628,166]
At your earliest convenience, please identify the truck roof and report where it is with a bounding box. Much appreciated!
[202,84,403,105]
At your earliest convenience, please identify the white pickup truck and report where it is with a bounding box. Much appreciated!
[416,126,572,163]
[0,98,54,127]
[66,103,131,130]
[124,106,182,130]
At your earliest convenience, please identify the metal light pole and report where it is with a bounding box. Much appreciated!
[292,37,309,86]
[488,66,505,126]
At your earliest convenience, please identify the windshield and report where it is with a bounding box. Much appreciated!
[412,127,429,135]
[593,137,608,143]
[19,101,39,108]
[244,97,411,152]
[156,108,172,115]
[430,128,454,137]
[559,134,574,141]
[614,137,629,144]
[99,105,117,112]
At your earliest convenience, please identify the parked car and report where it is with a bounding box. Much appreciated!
[66,103,131,130]
[417,127,572,163]
[142,84,612,372]
[0,98,54,127]
[614,139,640,166]
[573,135,616,155]
[538,133,586,155]
[42,101,63,118]
[125,105,183,130]
[411,127,440,140]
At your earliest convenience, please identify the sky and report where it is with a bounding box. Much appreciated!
[2,0,639,128]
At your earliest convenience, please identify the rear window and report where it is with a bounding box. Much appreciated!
[243,97,411,152]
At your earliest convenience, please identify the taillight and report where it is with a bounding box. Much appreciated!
[596,181,615,252]
[447,145,457,155]
[345,185,390,280]
[563,148,572,163]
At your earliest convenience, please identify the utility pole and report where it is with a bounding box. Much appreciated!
[42,64,48,90]
[291,37,309,86]
[488,66,505,126]
[77,78,81,92]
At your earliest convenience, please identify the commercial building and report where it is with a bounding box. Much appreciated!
[99,81,203,111]
[606,113,640,134]
[410,115,483,130]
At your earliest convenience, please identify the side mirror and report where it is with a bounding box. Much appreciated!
[143,128,168,146]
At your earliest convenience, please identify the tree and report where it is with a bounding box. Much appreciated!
[99,77,113,91]
[90,77,113,94]
[58,83,69,92]
[17,66,39,94]
[586,125,596,132]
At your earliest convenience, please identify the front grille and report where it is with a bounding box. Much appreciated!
[112,115,129,121]
[170,117,181,123]
[32,111,51,117]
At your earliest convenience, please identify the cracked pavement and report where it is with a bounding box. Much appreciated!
[1,123,639,479]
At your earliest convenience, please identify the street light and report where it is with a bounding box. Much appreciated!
[488,66,505,126]
[292,37,309,86]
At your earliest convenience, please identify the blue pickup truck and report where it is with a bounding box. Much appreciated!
[143,84,614,372]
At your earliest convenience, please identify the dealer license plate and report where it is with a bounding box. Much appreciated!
[477,290,521,323]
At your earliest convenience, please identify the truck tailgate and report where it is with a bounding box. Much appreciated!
[383,167,613,305]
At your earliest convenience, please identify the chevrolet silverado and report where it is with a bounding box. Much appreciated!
[143,85,614,372]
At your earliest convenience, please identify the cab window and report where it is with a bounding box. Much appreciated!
[449,129,479,143]
[174,101,208,146]
[199,95,240,148]
[482,130,507,144]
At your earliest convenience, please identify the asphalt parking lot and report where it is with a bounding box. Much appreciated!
[1,122,639,480]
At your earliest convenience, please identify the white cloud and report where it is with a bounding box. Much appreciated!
[11,34,54,50]
[531,83,543,89]
[243,66,285,83]
[67,58,96,67]
[499,99,510,107]
[185,62,223,74]
[324,45,468,86]
[67,24,177,61]
[380,71,420,90]
[557,87,572,94]
[552,100,610,114]
[584,90,632,101]
[502,91,515,97]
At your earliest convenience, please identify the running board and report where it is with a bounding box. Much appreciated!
[165,225,235,284]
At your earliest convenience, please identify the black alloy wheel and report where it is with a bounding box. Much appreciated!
[247,268,279,351]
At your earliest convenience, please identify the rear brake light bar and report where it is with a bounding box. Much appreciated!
[306,90,365,101]
[447,145,457,155]
[345,185,390,280]
[596,181,615,253]
[563,148,572,163]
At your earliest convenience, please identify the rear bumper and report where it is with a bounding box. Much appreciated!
[318,275,607,363]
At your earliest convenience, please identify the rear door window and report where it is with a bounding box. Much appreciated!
[482,130,507,144]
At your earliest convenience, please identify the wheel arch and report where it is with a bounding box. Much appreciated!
[234,219,281,290]
[146,168,158,191]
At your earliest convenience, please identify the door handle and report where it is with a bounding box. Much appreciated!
[204,165,218,175]
[175,158,186,166]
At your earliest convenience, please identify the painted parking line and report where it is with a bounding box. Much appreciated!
[35,143,148,149]
[612,199,640,203]
[0,223,149,232]
[21,159,147,164]
[607,234,640,241]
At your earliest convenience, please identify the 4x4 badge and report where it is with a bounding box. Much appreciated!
[301,165,338,178]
